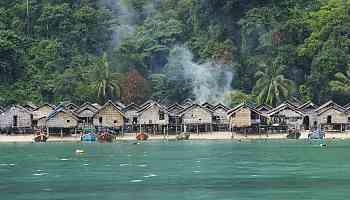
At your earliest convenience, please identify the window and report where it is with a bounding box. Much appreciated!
[67,120,70,123]
[327,116,332,124]
[348,117,350,123]
[99,117,103,124]
[149,120,153,124]
[13,115,18,127]
[113,120,117,124]
[159,112,165,120]
[133,117,138,124]
[125,119,129,123]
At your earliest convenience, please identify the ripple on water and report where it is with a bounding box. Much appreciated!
[137,164,147,167]
[33,173,48,176]
[130,179,143,183]
[59,158,71,161]
[120,163,129,167]
[143,174,157,178]
[192,171,201,173]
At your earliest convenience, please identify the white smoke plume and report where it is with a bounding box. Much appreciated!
[167,46,234,104]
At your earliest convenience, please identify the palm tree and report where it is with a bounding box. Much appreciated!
[253,60,295,106]
[330,69,350,94]
[93,53,123,103]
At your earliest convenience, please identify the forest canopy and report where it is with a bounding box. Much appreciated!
[0,0,349,107]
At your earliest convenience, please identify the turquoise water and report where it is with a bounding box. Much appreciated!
[0,139,349,200]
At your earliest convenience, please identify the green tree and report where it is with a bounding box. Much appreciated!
[330,67,350,94]
[253,60,295,106]
[92,53,123,104]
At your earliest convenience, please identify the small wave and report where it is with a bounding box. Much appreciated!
[137,164,147,167]
[33,173,48,176]
[36,169,44,172]
[0,163,15,167]
[130,179,143,183]
[120,164,129,167]
[195,160,201,163]
[42,188,53,192]
[83,163,89,166]
[59,158,71,161]
[192,171,200,173]
[143,174,157,178]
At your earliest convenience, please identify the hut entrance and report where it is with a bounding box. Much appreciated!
[303,116,310,130]
[13,115,18,127]
[327,116,332,124]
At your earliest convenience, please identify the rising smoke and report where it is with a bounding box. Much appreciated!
[166,46,234,104]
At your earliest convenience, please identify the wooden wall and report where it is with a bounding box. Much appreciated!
[138,104,168,125]
[0,106,32,128]
[46,112,78,128]
[229,108,251,128]
[93,104,124,127]
[182,107,212,124]
[124,109,138,125]
[318,108,347,124]
[213,108,229,124]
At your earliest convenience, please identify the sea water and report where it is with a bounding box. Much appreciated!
[0,139,349,200]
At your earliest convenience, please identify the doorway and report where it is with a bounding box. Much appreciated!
[303,116,310,130]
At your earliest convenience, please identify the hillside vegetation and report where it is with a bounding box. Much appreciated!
[0,0,349,106]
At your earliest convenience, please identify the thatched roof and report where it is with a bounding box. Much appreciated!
[166,103,184,115]
[114,101,126,109]
[47,108,79,121]
[316,105,346,116]
[75,102,99,116]
[255,104,273,112]
[138,102,168,115]
[227,102,264,118]
[344,103,350,110]
[179,103,213,116]
[93,100,126,118]
[213,103,230,112]
[123,102,140,112]
[2,105,31,114]
[201,102,214,110]
[298,101,318,111]
[22,102,38,111]
[314,100,345,114]
[268,102,304,117]
[33,103,55,111]
[140,99,156,109]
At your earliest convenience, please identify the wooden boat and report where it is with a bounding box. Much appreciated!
[34,134,48,142]
[81,128,96,142]
[308,129,325,140]
[136,132,148,141]
[176,132,190,140]
[286,130,301,139]
[97,132,115,142]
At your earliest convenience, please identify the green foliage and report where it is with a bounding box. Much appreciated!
[253,60,295,106]
[224,90,253,107]
[0,0,349,106]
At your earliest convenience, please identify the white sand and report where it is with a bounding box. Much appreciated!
[1,131,350,142]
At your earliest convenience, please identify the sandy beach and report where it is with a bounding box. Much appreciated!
[1,131,350,142]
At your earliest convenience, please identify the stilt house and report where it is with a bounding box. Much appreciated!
[93,100,125,129]
[314,101,348,132]
[0,105,32,129]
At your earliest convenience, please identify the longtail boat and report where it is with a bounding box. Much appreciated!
[176,132,190,140]
[97,132,115,142]
[81,128,96,142]
[136,132,148,141]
